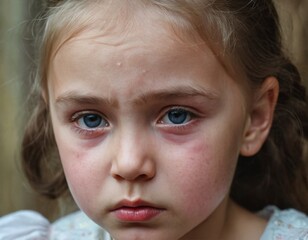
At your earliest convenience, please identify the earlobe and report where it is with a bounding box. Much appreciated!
[240,77,279,156]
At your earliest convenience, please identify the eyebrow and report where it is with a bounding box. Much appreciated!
[55,91,118,108]
[135,86,220,104]
[54,86,220,108]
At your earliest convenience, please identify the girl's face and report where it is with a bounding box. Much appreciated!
[48,11,252,240]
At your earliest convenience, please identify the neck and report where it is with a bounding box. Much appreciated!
[222,201,267,240]
[180,198,267,240]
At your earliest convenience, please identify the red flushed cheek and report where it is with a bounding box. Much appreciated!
[164,138,211,187]
[166,138,232,213]
[58,145,95,192]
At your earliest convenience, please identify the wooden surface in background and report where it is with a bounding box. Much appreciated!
[278,0,308,88]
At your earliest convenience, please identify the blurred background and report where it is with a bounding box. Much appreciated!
[0,0,308,221]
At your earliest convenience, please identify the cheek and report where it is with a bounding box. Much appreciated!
[164,135,239,216]
[55,135,108,211]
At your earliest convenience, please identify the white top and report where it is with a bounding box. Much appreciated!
[0,206,307,239]
[260,206,308,239]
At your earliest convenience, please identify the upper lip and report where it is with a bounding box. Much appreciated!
[110,199,164,211]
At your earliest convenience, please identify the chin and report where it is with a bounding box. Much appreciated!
[108,227,182,240]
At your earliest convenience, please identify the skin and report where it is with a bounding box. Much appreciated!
[47,6,278,240]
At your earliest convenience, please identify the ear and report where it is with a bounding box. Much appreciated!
[240,77,279,156]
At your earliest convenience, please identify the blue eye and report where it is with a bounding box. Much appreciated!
[76,113,109,129]
[161,108,192,125]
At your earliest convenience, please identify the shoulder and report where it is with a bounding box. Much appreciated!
[51,211,111,240]
[0,210,111,240]
[0,210,50,239]
[260,206,308,240]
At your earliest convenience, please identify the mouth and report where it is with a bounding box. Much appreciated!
[110,199,165,222]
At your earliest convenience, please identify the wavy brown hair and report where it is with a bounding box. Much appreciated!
[22,0,308,212]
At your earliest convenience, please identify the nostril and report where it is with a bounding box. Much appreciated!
[111,166,155,182]
[136,173,154,181]
[112,173,153,182]
[112,173,125,181]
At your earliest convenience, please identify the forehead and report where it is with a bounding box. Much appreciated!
[49,0,220,82]
[51,17,225,95]
[48,0,207,62]
[47,0,251,100]
[47,2,253,114]
[55,17,207,65]
[44,0,252,97]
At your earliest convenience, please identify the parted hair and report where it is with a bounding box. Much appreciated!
[22,0,308,213]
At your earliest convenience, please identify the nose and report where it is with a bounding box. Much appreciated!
[110,130,156,182]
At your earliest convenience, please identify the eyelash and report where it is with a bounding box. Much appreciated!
[70,106,198,137]
[157,106,198,129]
[70,111,109,137]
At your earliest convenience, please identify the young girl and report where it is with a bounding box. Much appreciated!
[1,0,308,239]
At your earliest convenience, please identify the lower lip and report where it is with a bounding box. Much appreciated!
[113,207,163,222]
